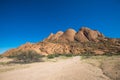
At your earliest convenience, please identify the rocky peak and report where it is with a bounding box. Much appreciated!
[45,27,104,42]
[75,27,105,42]
[44,31,63,42]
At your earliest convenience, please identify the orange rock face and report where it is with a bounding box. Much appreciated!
[45,27,104,42]
[75,27,104,42]
[59,29,76,42]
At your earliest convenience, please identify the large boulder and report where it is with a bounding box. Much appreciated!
[75,29,89,42]
[59,29,76,42]
[75,27,104,42]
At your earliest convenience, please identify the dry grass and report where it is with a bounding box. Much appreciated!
[0,57,29,73]
[82,55,120,80]
[0,63,29,73]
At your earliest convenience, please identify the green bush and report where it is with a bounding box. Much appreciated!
[47,54,56,59]
[0,54,3,58]
[47,53,74,59]
[80,51,96,59]
[64,53,73,57]
[13,50,43,63]
[54,54,61,57]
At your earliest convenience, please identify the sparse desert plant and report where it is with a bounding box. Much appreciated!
[116,52,120,55]
[103,52,114,56]
[80,51,96,59]
[0,54,3,58]
[12,50,43,63]
[54,53,61,57]
[81,54,120,80]
[47,53,74,59]
[103,51,120,56]
[64,53,73,57]
[47,54,56,59]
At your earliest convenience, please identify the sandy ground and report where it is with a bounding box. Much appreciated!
[0,56,110,80]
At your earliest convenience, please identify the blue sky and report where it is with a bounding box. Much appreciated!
[0,0,120,54]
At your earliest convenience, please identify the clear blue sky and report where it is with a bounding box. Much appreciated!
[0,0,120,53]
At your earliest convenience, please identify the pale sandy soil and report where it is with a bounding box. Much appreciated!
[82,55,120,80]
[0,56,110,80]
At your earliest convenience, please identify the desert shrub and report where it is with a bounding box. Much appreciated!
[104,52,113,56]
[80,51,96,59]
[13,50,43,63]
[47,53,74,59]
[54,54,61,57]
[115,52,120,55]
[112,51,120,55]
[0,54,3,58]
[81,51,95,56]
[47,53,63,59]
[103,51,120,56]
[47,54,56,59]
[63,53,73,57]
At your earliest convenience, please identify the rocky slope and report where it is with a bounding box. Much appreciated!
[3,27,120,56]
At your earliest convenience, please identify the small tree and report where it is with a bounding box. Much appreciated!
[14,50,43,63]
[47,54,55,59]
[0,54,3,58]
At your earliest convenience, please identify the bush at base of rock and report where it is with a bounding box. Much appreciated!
[47,53,74,59]
[0,54,3,58]
[11,50,43,63]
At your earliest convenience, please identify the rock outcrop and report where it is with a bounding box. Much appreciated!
[75,27,104,42]
[58,29,76,42]
[45,27,104,42]
[45,31,63,42]
[2,27,120,56]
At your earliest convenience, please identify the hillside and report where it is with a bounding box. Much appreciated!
[2,27,120,56]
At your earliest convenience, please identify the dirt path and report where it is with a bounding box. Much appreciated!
[0,56,110,80]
